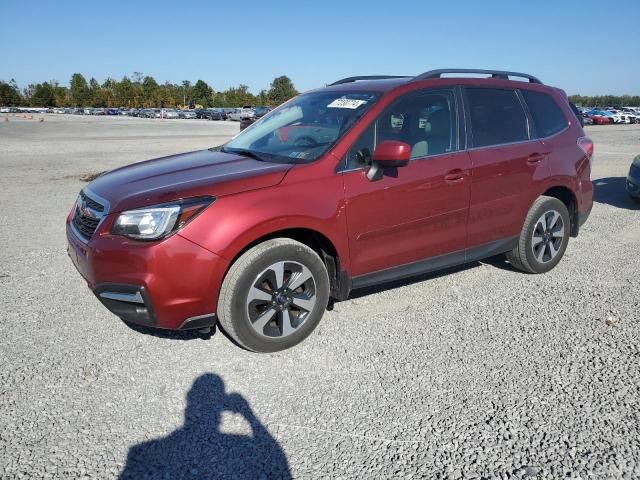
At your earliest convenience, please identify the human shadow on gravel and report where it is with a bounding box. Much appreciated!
[593,176,640,210]
[119,373,291,480]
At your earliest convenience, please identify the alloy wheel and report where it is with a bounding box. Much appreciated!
[531,209,565,264]
[246,261,317,338]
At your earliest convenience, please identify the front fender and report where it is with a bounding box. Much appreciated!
[178,170,351,272]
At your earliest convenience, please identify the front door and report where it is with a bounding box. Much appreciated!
[342,89,471,279]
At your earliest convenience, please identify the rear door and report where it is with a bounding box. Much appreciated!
[464,87,548,248]
[342,88,471,278]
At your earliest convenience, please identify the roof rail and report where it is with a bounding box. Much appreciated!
[328,75,410,86]
[414,69,543,84]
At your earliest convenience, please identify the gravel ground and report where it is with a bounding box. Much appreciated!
[0,114,638,479]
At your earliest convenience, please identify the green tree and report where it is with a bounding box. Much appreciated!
[101,78,118,107]
[70,73,89,106]
[89,78,105,106]
[142,76,159,107]
[192,79,213,107]
[267,75,298,105]
[256,89,269,105]
[0,79,23,106]
[116,76,134,107]
[30,82,56,107]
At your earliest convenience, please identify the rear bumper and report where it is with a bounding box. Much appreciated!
[66,221,228,329]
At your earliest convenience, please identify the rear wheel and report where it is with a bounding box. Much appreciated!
[217,238,330,352]
[506,196,571,274]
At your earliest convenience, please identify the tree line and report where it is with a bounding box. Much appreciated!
[568,95,640,108]
[2,75,638,109]
[0,73,299,108]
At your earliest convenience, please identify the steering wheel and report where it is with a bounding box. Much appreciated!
[293,136,319,147]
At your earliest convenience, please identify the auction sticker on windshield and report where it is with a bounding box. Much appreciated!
[327,98,368,109]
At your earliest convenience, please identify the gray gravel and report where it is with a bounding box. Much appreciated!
[0,114,639,479]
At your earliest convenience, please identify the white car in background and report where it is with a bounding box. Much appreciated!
[228,107,254,121]
[621,108,639,123]
[604,110,625,124]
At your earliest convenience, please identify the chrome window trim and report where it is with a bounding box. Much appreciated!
[340,150,459,175]
[465,138,540,153]
[534,124,570,142]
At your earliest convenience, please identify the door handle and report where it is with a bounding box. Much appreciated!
[527,153,546,165]
[444,169,465,184]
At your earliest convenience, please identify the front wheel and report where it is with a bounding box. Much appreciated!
[506,196,571,274]
[217,238,330,352]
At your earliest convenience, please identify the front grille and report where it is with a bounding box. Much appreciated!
[72,191,106,240]
[79,190,104,212]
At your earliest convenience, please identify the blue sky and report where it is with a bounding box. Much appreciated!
[2,0,639,95]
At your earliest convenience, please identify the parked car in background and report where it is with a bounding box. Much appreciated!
[229,107,254,121]
[627,155,640,201]
[254,106,273,119]
[205,109,225,121]
[618,109,638,123]
[607,110,632,124]
[603,110,624,124]
[582,115,594,126]
[239,107,273,130]
[67,68,593,352]
[569,102,584,127]
[163,109,180,119]
[586,110,614,124]
[180,110,198,119]
[195,109,210,119]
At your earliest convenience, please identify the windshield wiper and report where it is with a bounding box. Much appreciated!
[221,147,265,161]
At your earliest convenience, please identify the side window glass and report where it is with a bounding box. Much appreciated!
[345,122,375,170]
[379,91,457,160]
[466,88,528,148]
[521,90,568,138]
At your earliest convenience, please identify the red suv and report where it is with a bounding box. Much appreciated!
[67,69,593,352]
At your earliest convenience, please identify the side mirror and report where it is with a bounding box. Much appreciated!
[366,140,411,181]
[373,140,411,167]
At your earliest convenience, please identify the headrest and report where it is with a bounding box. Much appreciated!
[425,109,449,138]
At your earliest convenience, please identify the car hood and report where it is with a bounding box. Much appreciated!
[87,149,292,213]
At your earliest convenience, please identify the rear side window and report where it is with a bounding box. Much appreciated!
[522,90,568,138]
[466,88,528,148]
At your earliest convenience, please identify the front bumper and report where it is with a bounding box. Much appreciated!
[66,221,228,330]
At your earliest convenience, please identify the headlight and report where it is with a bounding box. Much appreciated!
[111,197,214,240]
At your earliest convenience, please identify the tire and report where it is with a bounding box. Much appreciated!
[217,238,330,352]
[506,196,571,274]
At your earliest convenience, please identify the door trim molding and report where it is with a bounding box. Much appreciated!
[351,236,518,290]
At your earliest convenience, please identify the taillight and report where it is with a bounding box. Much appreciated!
[577,136,594,163]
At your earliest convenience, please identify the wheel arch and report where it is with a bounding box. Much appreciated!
[542,185,579,237]
[224,227,350,302]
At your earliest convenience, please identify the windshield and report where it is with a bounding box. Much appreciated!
[222,90,381,163]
